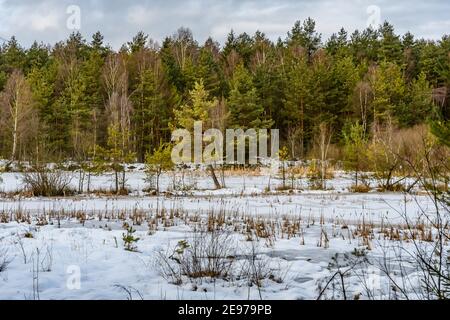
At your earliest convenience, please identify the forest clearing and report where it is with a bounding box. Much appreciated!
[0,0,449,303]
[0,159,448,300]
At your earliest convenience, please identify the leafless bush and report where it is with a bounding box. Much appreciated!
[0,247,12,272]
[398,134,449,299]
[16,233,29,264]
[40,245,53,272]
[317,252,368,300]
[371,132,450,300]
[367,123,410,192]
[23,166,75,197]
[378,199,450,299]
[156,230,236,285]
[156,229,287,292]
[113,285,144,300]
[350,182,372,193]
[240,241,288,300]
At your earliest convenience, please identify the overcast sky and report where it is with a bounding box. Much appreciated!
[0,0,449,49]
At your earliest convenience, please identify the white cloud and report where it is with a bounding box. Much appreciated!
[211,21,290,39]
[0,0,448,48]
[29,11,60,31]
[126,5,159,26]
[417,20,450,39]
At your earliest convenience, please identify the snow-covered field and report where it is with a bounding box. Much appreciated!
[0,170,447,300]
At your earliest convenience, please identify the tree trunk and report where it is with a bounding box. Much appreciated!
[11,102,18,161]
[156,170,161,194]
[321,161,326,190]
[78,170,83,193]
[11,128,17,161]
[87,170,91,193]
[115,170,119,194]
[121,169,126,192]
[208,165,222,189]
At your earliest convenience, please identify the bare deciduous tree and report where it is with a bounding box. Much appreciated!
[316,122,333,190]
[0,69,37,161]
[103,53,133,144]
[354,81,372,136]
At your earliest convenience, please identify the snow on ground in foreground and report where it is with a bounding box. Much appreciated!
[0,215,430,300]
[0,222,318,300]
[0,172,445,300]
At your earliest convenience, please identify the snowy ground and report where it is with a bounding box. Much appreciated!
[0,170,447,300]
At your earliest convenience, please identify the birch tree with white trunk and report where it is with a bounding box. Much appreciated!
[0,69,37,161]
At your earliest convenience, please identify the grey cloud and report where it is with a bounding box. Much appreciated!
[0,0,449,49]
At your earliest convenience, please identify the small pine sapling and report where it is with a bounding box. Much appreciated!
[122,223,140,252]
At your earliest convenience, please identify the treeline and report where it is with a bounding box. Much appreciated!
[0,18,449,163]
